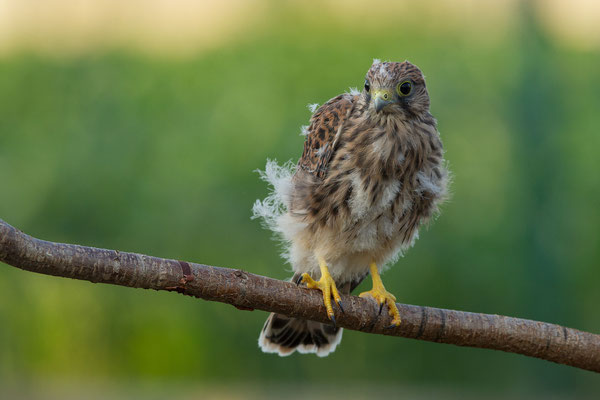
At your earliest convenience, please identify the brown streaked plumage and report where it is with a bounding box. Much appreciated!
[254,60,449,357]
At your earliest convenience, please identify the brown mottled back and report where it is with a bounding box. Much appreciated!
[298,94,356,179]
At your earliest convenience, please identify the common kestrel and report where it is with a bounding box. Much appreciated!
[253,60,449,356]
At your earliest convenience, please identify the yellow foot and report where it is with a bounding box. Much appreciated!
[359,262,401,327]
[301,258,343,324]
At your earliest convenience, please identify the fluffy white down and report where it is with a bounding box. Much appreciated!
[307,103,319,113]
[252,160,300,264]
[347,87,360,96]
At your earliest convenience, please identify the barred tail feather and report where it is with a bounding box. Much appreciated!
[258,313,343,357]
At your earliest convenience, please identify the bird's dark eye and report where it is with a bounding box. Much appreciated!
[364,80,370,92]
[397,80,412,96]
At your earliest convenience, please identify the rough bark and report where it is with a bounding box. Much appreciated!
[0,218,599,372]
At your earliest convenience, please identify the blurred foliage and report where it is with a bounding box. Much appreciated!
[0,1,599,397]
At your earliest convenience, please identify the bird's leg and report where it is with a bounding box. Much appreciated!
[301,257,343,324]
[359,261,401,327]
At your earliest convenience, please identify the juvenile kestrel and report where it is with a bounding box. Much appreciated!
[253,60,449,356]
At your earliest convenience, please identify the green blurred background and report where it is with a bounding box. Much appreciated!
[1,0,599,398]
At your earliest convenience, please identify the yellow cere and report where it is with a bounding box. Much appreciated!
[373,88,393,101]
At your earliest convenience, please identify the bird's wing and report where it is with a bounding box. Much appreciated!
[298,94,356,179]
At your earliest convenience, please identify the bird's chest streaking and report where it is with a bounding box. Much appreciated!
[296,113,447,268]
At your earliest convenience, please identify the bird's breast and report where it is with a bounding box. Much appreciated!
[332,122,444,250]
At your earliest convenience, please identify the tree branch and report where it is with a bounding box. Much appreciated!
[0,218,598,372]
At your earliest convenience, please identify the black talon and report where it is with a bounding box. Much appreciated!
[337,299,345,313]
[385,323,397,329]
[330,314,337,329]
[294,274,303,285]
[379,302,385,315]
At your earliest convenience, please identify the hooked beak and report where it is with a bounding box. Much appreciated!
[372,88,395,112]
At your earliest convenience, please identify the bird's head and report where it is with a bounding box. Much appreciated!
[363,60,430,118]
